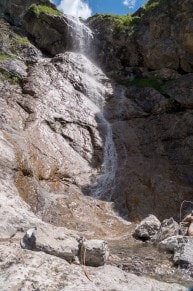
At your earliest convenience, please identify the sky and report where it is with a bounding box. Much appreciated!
[54,0,148,19]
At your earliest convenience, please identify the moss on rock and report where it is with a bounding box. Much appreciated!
[28,4,61,18]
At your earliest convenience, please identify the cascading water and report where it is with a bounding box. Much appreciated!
[66,15,117,200]
[66,15,93,55]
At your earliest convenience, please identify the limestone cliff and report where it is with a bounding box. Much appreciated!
[88,0,193,73]
[0,0,193,288]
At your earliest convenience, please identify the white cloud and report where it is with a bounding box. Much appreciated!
[123,0,136,9]
[58,0,92,19]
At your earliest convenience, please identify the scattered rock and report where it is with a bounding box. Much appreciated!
[79,239,109,267]
[153,217,179,242]
[133,215,161,241]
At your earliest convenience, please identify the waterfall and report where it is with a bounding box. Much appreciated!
[65,15,117,200]
[66,15,93,55]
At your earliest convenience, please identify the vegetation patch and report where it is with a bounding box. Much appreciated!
[0,54,16,60]
[28,4,61,18]
[113,14,141,37]
[89,13,140,38]
[143,0,167,12]
[13,35,30,46]
[0,68,21,85]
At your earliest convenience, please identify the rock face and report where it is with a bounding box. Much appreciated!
[23,11,93,56]
[89,0,193,73]
[0,0,55,25]
[0,0,193,288]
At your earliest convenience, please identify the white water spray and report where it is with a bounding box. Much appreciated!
[66,16,117,200]
[66,15,93,55]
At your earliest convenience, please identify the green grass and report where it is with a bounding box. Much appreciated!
[0,69,21,85]
[28,4,61,18]
[0,54,16,60]
[89,14,140,38]
[143,0,167,12]
[113,15,141,36]
[14,35,30,46]
[143,1,160,11]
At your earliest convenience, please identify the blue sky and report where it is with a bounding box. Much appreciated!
[54,0,148,18]
[88,0,148,14]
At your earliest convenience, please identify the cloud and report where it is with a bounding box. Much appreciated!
[123,0,136,9]
[58,0,92,19]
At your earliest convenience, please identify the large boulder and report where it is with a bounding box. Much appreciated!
[174,236,193,267]
[159,235,193,268]
[20,225,80,263]
[79,239,109,267]
[133,215,161,241]
[159,235,185,253]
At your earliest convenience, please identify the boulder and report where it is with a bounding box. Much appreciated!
[153,217,179,242]
[158,235,185,253]
[21,225,80,263]
[174,236,193,267]
[79,239,109,267]
[133,215,161,241]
